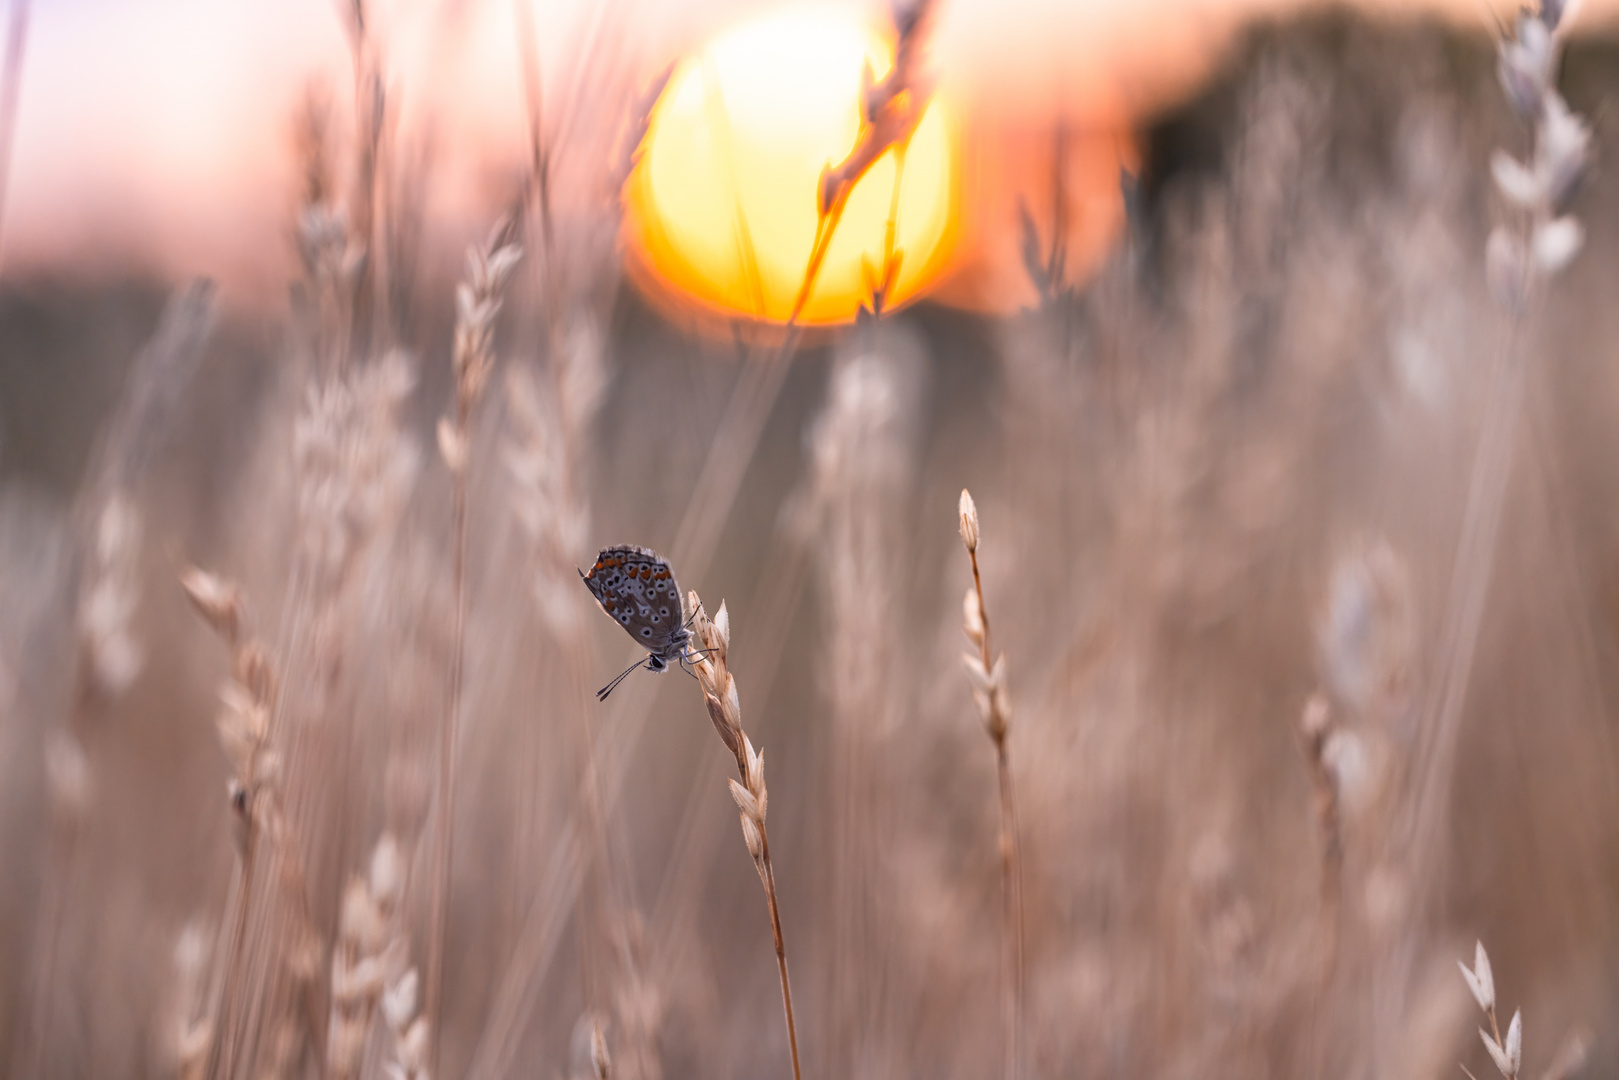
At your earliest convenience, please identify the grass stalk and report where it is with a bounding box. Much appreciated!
[1404,0,1591,902]
[959,489,1024,1080]
[421,417,467,1062]
[688,595,803,1080]
[423,226,522,1074]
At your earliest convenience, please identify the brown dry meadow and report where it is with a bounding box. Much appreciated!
[3,2,1619,1079]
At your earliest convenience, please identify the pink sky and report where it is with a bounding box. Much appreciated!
[0,0,1609,307]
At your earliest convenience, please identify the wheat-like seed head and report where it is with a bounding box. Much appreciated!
[959,488,980,554]
[327,832,415,1079]
[817,0,938,216]
[450,227,523,421]
[183,567,283,852]
[1487,1,1591,308]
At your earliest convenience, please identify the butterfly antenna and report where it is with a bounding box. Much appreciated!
[596,656,649,701]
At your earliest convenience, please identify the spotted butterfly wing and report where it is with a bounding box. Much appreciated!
[581,545,693,698]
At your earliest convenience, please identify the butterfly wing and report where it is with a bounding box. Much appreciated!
[582,545,688,664]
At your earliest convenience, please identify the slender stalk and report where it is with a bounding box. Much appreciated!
[422,396,469,1070]
[959,491,1023,1080]
[207,827,260,1080]
[424,229,522,1077]
[991,727,1022,1080]
[788,200,847,328]
[757,828,803,1080]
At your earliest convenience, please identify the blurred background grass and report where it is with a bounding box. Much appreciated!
[4,3,1619,1080]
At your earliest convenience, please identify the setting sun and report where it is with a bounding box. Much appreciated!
[624,8,957,326]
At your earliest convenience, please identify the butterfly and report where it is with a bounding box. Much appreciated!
[580,545,699,700]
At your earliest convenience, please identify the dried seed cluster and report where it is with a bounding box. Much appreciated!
[1461,942,1522,1080]
[957,488,1023,1080]
[959,490,1009,745]
[438,226,522,475]
[182,568,280,860]
[1486,1,1592,307]
[327,835,421,1080]
[180,567,323,1076]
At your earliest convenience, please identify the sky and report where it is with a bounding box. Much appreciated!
[0,0,1612,307]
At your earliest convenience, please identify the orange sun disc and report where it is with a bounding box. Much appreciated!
[623,8,959,327]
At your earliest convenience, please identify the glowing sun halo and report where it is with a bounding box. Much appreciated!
[624,8,958,326]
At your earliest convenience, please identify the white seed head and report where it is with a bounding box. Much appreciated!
[1468,940,1497,1014]
[483,244,523,291]
[1321,728,1372,811]
[958,488,979,552]
[744,735,766,796]
[963,586,984,642]
[1483,1028,1514,1077]
[1539,94,1590,211]
[1505,1010,1523,1076]
[436,417,467,475]
[1490,151,1541,208]
[1533,216,1584,275]
[1498,18,1554,117]
[382,968,419,1033]
[714,601,730,650]
[181,568,242,641]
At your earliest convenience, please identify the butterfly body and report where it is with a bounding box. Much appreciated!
[581,545,694,697]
